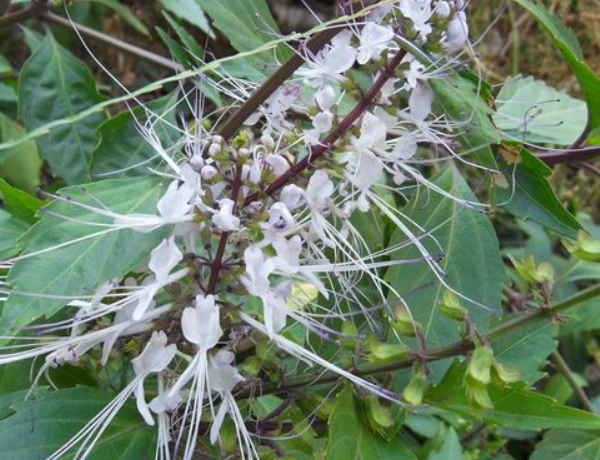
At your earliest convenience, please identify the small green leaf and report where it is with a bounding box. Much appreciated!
[494,75,587,145]
[18,34,106,184]
[0,177,169,339]
[530,429,600,460]
[0,53,11,76]
[493,148,580,238]
[0,387,156,460]
[326,386,416,460]
[513,0,600,131]
[0,178,43,224]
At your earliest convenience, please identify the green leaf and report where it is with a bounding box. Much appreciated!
[426,426,465,460]
[326,386,416,460]
[0,209,29,259]
[90,95,179,178]
[513,0,600,131]
[493,149,580,239]
[385,167,504,377]
[0,178,43,224]
[88,0,150,36]
[0,177,169,339]
[158,0,212,36]
[0,387,156,460]
[530,430,600,460]
[431,74,499,168]
[0,113,38,169]
[0,53,11,76]
[196,0,289,68]
[491,316,557,384]
[18,34,106,184]
[494,75,587,145]
[426,362,600,431]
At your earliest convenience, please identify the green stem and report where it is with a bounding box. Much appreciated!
[550,351,595,413]
[235,283,600,399]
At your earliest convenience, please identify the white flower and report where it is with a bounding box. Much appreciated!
[400,0,434,39]
[133,237,185,320]
[446,11,469,51]
[409,82,434,122]
[306,170,334,211]
[280,184,306,210]
[391,132,419,161]
[181,294,223,350]
[264,202,296,234]
[351,112,388,153]
[241,247,275,297]
[436,1,451,17]
[265,154,290,177]
[273,235,302,274]
[298,31,356,88]
[315,84,336,111]
[132,331,177,425]
[305,111,334,145]
[212,198,240,232]
[357,23,395,64]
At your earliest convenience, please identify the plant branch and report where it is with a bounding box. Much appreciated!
[244,47,408,205]
[538,145,600,166]
[550,350,596,413]
[234,283,600,399]
[42,12,184,72]
[0,1,46,29]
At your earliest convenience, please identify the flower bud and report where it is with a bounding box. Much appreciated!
[261,133,275,150]
[492,360,521,384]
[467,345,494,385]
[439,290,468,321]
[390,309,419,337]
[402,371,428,406]
[208,143,221,156]
[565,231,600,262]
[368,341,410,364]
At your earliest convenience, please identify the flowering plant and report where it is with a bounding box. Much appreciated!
[1,0,600,459]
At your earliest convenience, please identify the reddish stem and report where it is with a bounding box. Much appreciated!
[244,47,408,205]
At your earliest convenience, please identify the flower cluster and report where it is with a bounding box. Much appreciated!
[0,1,478,458]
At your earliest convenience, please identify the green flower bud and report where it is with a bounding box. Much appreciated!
[467,346,494,385]
[368,342,411,364]
[439,290,468,321]
[492,360,521,384]
[565,231,600,263]
[391,309,420,337]
[465,376,494,410]
[402,372,428,406]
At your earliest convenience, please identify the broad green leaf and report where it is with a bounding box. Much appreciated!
[513,0,600,131]
[90,95,179,178]
[559,297,600,336]
[492,316,557,384]
[494,75,587,145]
[196,0,290,68]
[158,0,212,36]
[0,209,29,259]
[431,74,499,168]
[427,426,465,460]
[326,386,416,460]
[531,430,600,460]
[426,362,600,431]
[0,177,169,339]
[87,0,149,35]
[0,113,41,193]
[493,149,580,239]
[20,26,45,52]
[0,178,43,224]
[0,387,156,460]
[385,167,503,377]
[18,35,106,184]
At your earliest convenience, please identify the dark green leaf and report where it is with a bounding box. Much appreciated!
[386,167,504,378]
[426,362,600,431]
[431,75,500,168]
[0,209,29,259]
[0,387,156,460]
[158,0,212,36]
[493,149,580,238]
[530,429,600,460]
[0,177,169,339]
[90,95,179,178]
[18,35,106,184]
[326,386,416,460]
[0,178,43,224]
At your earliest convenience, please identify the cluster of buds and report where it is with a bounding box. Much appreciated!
[0,1,481,458]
